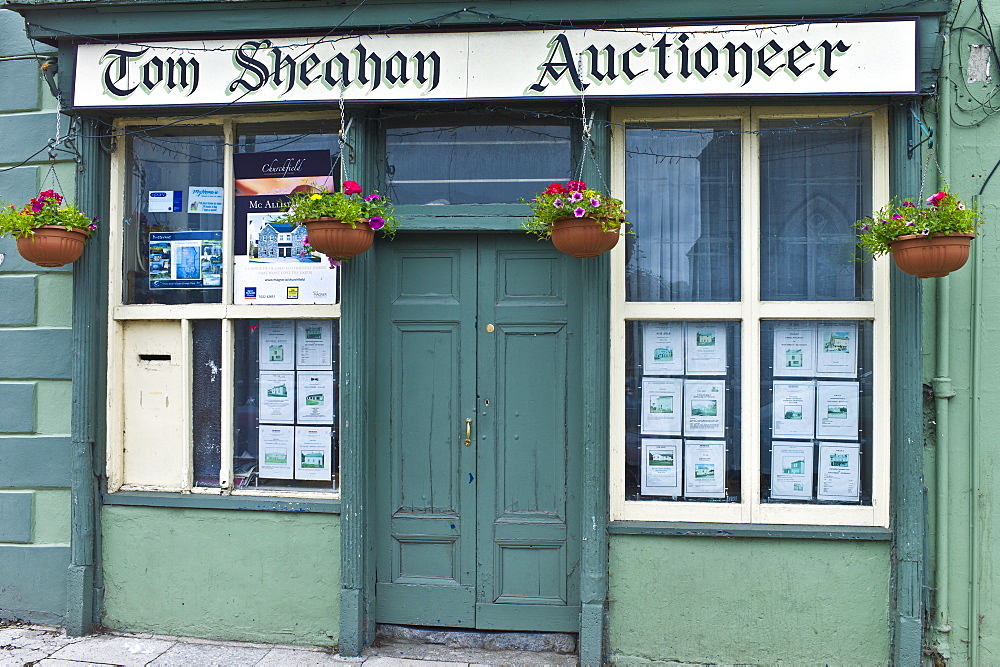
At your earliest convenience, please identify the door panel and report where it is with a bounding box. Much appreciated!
[374,238,477,627]
[374,233,581,631]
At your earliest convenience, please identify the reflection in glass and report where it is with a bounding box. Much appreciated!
[625,122,741,302]
[386,123,571,204]
[123,127,224,305]
[760,320,873,505]
[760,118,872,301]
[625,320,741,502]
[233,319,339,492]
[192,320,222,487]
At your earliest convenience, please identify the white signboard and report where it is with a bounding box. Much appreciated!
[74,20,919,108]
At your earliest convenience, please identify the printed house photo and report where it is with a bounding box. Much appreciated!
[649,395,674,413]
[694,464,716,479]
[690,400,718,417]
[654,346,674,361]
[649,451,675,466]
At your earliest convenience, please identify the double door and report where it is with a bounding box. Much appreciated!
[373,233,583,631]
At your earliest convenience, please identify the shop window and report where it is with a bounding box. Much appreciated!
[385,117,572,205]
[611,107,889,526]
[107,114,343,497]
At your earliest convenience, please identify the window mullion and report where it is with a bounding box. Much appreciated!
[220,318,235,491]
[180,318,194,490]
[223,119,235,306]
[742,108,762,523]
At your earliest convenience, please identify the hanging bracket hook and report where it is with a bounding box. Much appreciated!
[908,105,934,159]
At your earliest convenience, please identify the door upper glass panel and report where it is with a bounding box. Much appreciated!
[385,121,571,205]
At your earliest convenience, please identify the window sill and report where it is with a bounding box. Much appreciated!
[608,521,890,540]
[103,490,341,514]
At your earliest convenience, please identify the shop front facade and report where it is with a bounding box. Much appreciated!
[0,0,961,664]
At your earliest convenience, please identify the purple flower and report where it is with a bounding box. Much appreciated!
[921,228,930,235]
[368,216,385,231]
[590,197,601,207]
[328,258,341,268]
[959,203,966,210]
[892,214,904,221]
[902,202,916,207]
[365,194,380,201]
[569,191,584,202]
[88,222,98,231]
[573,206,586,218]
[552,198,564,209]
[861,225,870,231]
[880,219,890,224]
[906,221,915,226]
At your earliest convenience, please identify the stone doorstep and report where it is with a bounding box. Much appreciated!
[375,625,578,655]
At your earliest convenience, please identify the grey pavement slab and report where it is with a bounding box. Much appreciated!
[257,647,361,665]
[47,634,176,666]
[148,641,271,665]
[37,659,119,667]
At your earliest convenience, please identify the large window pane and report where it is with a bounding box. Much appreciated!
[192,320,222,488]
[386,121,571,204]
[759,118,872,301]
[625,320,741,502]
[234,319,340,492]
[760,320,873,505]
[123,127,224,305]
[625,122,741,302]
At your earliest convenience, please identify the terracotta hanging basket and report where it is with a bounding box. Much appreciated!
[549,216,622,258]
[15,225,90,267]
[303,217,374,259]
[887,232,976,278]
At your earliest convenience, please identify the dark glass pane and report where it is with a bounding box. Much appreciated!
[123,127,224,305]
[759,320,873,505]
[386,124,571,204]
[192,320,222,488]
[626,122,741,302]
[234,319,339,491]
[625,320,741,502]
[760,118,873,301]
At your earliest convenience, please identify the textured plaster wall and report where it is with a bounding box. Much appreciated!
[608,535,891,665]
[102,506,341,647]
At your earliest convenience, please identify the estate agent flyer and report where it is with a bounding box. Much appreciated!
[296,371,335,424]
[684,440,727,498]
[148,231,223,290]
[258,371,295,423]
[815,381,860,439]
[295,426,333,481]
[683,380,726,438]
[640,438,682,497]
[233,150,339,305]
[816,322,858,377]
[772,381,816,439]
[295,319,335,370]
[772,322,816,377]
[259,425,295,479]
[642,322,685,375]
[640,378,683,436]
[258,320,295,370]
[685,323,727,375]
[770,441,815,500]
[817,442,861,501]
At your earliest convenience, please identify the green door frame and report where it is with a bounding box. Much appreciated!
[337,106,612,664]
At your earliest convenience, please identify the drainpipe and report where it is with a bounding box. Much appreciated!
[932,11,956,658]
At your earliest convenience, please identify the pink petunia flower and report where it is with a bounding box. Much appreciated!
[892,214,905,221]
[553,198,564,209]
[573,206,586,218]
[342,181,363,195]
[365,194,380,201]
[921,228,931,235]
[926,191,948,206]
[902,202,916,207]
[590,197,601,207]
[569,191,584,202]
[329,258,341,268]
[368,216,385,230]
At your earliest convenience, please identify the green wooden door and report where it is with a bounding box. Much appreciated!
[374,233,582,631]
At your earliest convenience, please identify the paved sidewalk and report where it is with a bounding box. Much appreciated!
[0,622,578,666]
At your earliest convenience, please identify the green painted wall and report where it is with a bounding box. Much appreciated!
[923,1,1000,663]
[101,506,341,647]
[608,536,891,664]
[0,6,75,626]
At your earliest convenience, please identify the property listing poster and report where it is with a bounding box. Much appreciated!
[771,380,816,439]
[640,438,682,497]
[296,320,335,370]
[640,378,683,436]
[772,322,816,377]
[233,150,339,304]
[296,371,336,424]
[259,425,295,479]
[815,381,860,439]
[816,322,858,377]
[642,322,685,375]
[257,320,295,370]
[148,231,223,290]
[770,441,815,500]
[683,379,726,438]
[258,371,296,424]
[685,323,727,375]
[817,442,861,501]
[684,440,727,498]
[295,426,333,480]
